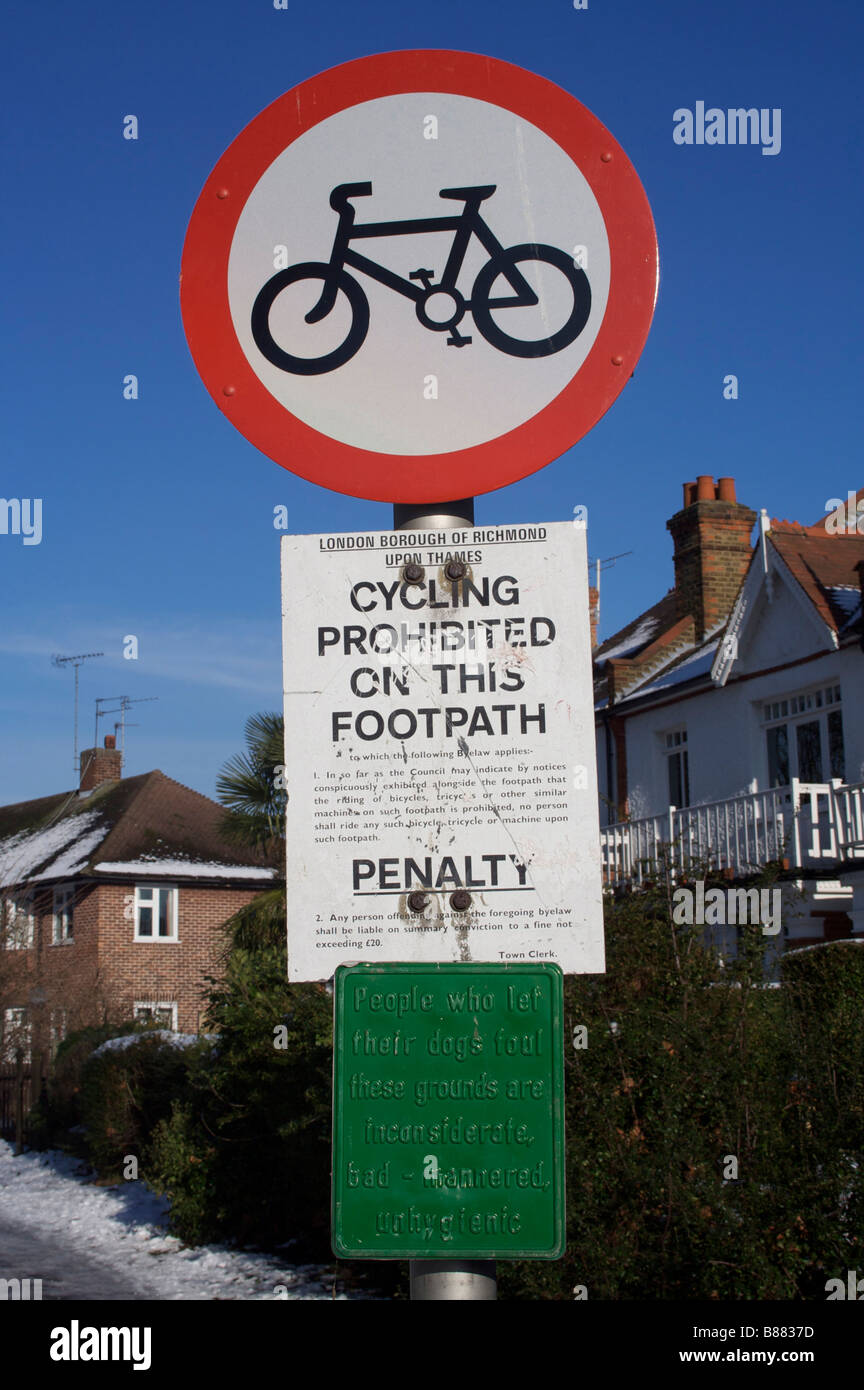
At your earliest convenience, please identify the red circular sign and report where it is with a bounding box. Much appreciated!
[181,50,658,502]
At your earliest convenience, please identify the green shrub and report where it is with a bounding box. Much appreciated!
[498,889,864,1300]
[148,1101,220,1244]
[35,1022,141,1151]
[145,947,334,1254]
[78,1033,203,1177]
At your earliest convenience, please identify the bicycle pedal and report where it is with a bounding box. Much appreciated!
[446,333,472,348]
[410,268,435,285]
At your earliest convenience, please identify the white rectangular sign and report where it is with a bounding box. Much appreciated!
[281,522,604,980]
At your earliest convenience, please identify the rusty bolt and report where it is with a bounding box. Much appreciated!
[403,562,425,584]
[407,891,429,913]
[445,559,468,582]
[450,890,472,912]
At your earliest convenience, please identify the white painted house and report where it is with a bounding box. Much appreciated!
[593,477,864,948]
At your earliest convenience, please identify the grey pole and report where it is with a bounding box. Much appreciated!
[410,1260,497,1301]
[394,495,496,1303]
[393,499,475,531]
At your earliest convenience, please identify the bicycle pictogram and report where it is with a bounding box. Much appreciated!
[251,182,592,376]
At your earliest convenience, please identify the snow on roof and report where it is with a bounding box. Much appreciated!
[94,858,277,879]
[596,614,661,662]
[827,584,863,632]
[628,638,721,698]
[0,810,104,887]
[827,585,861,616]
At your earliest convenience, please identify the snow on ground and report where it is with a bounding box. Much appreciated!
[0,1140,367,1300]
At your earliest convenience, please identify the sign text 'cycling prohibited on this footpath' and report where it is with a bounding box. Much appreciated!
[281,521,604,982]
[181,50,658,502]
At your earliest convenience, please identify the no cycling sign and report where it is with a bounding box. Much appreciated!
[181,50,658,502]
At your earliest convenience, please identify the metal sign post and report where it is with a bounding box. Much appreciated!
[398,498,491,1301]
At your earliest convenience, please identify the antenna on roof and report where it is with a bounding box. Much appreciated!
[94,695,159,769]
[587,551,633,646]
[51,651,105,778]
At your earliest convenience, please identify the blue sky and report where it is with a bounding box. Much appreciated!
[2,0,861,806]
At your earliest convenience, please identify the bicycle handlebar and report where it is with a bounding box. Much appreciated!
[330,182,373,212]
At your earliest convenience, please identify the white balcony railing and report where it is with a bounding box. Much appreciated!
[600,780,864,886]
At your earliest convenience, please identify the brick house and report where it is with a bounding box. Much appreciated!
[0,738,279,1063]
[594,476,864,951]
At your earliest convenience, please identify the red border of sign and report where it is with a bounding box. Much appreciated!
[181,50,658,503]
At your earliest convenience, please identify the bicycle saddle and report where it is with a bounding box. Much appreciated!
[330,182,373,211]
[438,185,497,202]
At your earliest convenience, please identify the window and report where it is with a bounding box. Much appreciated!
[2,893,35,950]
[762,684,845,787]
[133,885,178,941]
[133,1001,177,1031]
[1,1007,31,1064]
[52,884,75,944]
[663,729,690,808]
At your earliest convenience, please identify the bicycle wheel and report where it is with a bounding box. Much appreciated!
[471,244,591,358]
[250,262,369,376]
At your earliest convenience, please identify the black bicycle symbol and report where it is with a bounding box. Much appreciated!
[250,182,591,376]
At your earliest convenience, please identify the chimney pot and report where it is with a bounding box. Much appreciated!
[104,734,116,749]
[716,476,737,503]
[696,475,715,501]
[683,481,698,507]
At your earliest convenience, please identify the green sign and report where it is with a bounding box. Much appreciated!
[332,962,565,1259]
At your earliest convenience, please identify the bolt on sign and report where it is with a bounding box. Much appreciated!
[332,963,565,1259]
[282,520,603,981]
[180,49,658,503]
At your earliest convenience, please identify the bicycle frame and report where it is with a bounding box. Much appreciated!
[308,185,537,322]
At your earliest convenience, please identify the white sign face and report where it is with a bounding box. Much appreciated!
[281,522,604,980]
[229,92,610,456]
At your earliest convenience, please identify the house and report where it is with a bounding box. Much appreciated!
[594,476,864,950]
[0,737,278,1065]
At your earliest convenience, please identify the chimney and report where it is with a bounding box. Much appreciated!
[666,477,756,640]
[79,734,122,792]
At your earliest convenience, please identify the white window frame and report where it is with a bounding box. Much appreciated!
[761,683,844,787]
[133,1001,178,1032]
[2,892,35,950]
[52,883,75,944]
[2,1007,32,1063]
[133,884,179,942]
[661,727,690,808]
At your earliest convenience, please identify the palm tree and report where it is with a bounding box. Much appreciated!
[216,712,286,854]
[216,713,287,954]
